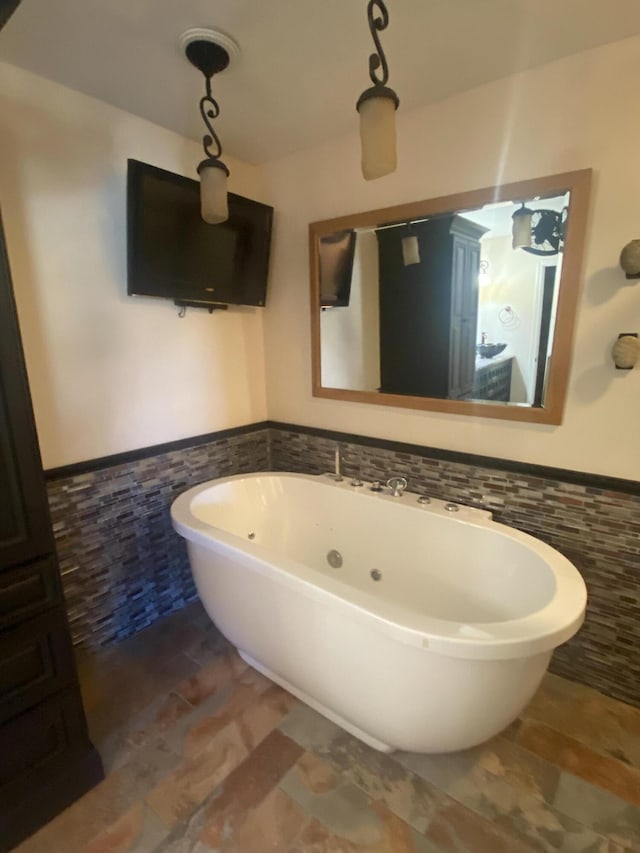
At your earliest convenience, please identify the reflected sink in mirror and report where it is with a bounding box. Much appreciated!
[476,343,507,359]
[310,170,592,425]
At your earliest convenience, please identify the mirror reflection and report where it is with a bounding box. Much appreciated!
[318,192,569,408]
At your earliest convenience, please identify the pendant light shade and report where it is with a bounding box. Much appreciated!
[512,204,533,250]
[198,160,229,224]
[358,88,398,180]
[356,1,399,181]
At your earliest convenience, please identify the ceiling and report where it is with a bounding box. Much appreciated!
[2,0,640,165]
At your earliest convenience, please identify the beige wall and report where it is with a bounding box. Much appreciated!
[0,62,269,469]
[320,229,380,391]
[262,35,640,480]
[3,35,640,481]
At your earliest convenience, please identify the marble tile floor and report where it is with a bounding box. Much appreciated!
[14,601,640,853]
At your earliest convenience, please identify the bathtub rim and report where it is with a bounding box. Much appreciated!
[171,472,587,661]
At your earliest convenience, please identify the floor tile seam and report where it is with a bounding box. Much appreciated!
[410,779,543,851]
[143,713,274,833]
[518,712,640,771]
[89,691,192,758]
[426,776,619,850]
[543,671,640,705]
[278,727,639,846]
[176,732,308,850]
[136,720,245,832]
[141,743,229,834]
[169,670,274,728]
[284,742,458,844]
[161,686,201,717]
[554,766,640,822]
[393,750,619,847]
[277,779,428,853]
[182,646,210,667]
[423,803,542,853]
[511,728,640,808]
[144,790,173,836]
[50,781,153,853]
[285,812,315,851]
[277,772,469,853]
[122,688,195,742]
[81,801,168,853]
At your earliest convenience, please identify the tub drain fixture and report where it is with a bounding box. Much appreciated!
[247,532,255,540]
[370,569,382,581]
[327,549,342,568]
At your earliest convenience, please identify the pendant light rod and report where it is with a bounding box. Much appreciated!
[183,35,232,172]
[180,28,239,224]
[198,73,226,168]
[356,0,399,181]
[367,0,391,87]
[356,0,399,112]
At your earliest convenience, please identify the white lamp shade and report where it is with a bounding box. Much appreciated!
[512,208,533,250]
[358,95,397,181]
[200,164,228,224]
[401,234,420,266]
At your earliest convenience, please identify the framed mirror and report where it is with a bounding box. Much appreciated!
[310,170,591,424]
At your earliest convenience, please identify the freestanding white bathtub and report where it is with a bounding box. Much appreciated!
[171,472,586,753]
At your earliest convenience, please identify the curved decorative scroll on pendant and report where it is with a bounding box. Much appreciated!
[356,0,399,180]
[199,77,223,162]
[366,0,390,87]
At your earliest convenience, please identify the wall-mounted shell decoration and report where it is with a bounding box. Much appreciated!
[612,334,639,369]
[619,240,640,279]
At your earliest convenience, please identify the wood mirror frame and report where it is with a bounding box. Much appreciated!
[309,169,592,425]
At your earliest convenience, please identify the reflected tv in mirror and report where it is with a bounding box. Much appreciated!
[127,159,273,307]
[319,229,356,307]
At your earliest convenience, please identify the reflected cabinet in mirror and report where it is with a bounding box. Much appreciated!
[310,170,591,424]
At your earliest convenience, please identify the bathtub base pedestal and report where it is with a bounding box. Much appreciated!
[239,650,394,753]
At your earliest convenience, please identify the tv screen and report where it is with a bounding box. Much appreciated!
[127,159,273,307]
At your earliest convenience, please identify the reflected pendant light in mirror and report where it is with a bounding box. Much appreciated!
[512,202,567,256]
[512,203,533,249]
[356,0,399,180]
[401,234,420,265]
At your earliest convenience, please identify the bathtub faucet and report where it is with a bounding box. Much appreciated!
[326,445,344,481]
[386,476,408,497]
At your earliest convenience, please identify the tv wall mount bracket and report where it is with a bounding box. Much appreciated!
[174,299,229,317]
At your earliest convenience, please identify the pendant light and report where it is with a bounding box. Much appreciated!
[356,0,399,180]
[512,203,533,250]
[180,29,239,224]
[512,203,567,256]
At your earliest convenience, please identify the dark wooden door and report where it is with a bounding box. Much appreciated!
[533,265,556,407]
[0,212,103,849]
[0,217,53,570]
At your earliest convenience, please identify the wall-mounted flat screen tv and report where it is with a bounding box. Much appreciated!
[127,159,273,307]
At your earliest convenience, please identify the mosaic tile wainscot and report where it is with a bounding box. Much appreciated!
[45,425,269,650]
[45,420,639,710]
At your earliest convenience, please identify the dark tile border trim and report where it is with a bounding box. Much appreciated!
[268,421,640,497]
[44,421,269,481]
[44,417,640,496]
